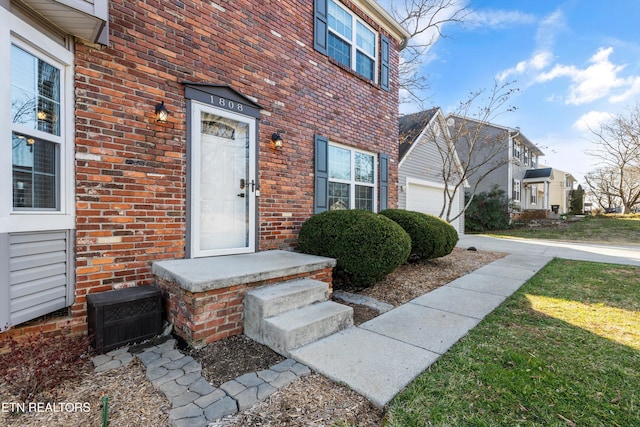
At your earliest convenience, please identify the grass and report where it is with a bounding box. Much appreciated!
[386,259,640,426]
[486,215,640,245]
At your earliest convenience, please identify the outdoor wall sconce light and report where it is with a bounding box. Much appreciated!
[155,101,169,123]
[271,133,283,149]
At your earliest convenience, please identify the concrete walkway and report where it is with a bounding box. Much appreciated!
[291,236,640,407]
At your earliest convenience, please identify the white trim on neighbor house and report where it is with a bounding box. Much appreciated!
[399,110,469,188]
[398,113,438,169]
[513,179,521,202]
[1,9,75,234]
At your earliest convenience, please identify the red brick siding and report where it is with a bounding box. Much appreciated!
[73,0,400,319]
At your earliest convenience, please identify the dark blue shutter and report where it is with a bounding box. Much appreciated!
[379,153,389,211]
[314,0,328,54]
[314,135,329,213]
[380,34,390,91]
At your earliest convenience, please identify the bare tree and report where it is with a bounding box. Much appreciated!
[584,167,622,211]
[401,80,520,223]
[585,104,640,214]
[386,0,469,106]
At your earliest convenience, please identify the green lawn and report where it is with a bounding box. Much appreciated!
[487,215,640,245]
[386,259,640,426]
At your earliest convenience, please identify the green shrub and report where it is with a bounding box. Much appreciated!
[297,210,411,288]
[380,209,458,260]
[465,185,511,232]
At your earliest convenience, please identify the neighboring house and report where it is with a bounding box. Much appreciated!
[447,115,546,213]
[547,167,578,215]
[398,108,466,235]
[1,1,409,333]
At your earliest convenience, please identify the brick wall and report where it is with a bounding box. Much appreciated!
[73,0,401,320]
[156,267,334,347]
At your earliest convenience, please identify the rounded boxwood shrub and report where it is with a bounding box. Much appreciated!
[297,210,411,288]
[379,209,458,260]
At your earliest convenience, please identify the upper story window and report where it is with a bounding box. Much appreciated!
[314,0,390,90]
[11,44,63,210]
[531,154,537,168]
[327,0,377,81]
[523,148,529,166]
[512,141,521,160]
[328,143,376,211]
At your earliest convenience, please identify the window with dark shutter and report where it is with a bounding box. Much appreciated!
[379,153,389,210]
[314,134,329,213]
[380,34,390,91]
[314,0,382,84]
[314,0,328,54]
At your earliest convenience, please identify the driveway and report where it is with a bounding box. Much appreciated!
[458,234,640,267]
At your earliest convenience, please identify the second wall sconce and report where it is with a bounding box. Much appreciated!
[271,133,283,149]
[155,101,169,124]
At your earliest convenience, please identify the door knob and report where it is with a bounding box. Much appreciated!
[237,193,245,198]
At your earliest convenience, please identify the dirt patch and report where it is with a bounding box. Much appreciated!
[357,247,506,307]
[216,374,385,427]
[186,334,285,386]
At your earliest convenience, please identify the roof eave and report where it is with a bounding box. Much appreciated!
[357,0,411,49]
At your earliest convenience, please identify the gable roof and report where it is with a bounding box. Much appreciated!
[399,108,438,160]
[446,114,544,156]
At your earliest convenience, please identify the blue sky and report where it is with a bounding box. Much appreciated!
[390,0,640,182]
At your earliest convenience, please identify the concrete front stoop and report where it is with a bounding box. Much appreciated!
[244,278,353,357]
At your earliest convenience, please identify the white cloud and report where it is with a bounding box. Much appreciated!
[496,10,564,82]
[572,111,614,132]
[536,47,628,105]
[497,51,553,81]
[609,76,640,103]
[535,10,565,49]
[465,9,536,29]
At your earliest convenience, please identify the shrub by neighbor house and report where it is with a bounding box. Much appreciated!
[380,209,458,260]
[297,210,411,288]
[465,185,511,232]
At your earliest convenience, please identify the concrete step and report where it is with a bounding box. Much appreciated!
[262,301,354,357]
[244,279,329,343]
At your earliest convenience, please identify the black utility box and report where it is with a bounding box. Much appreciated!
[87,286,162,353]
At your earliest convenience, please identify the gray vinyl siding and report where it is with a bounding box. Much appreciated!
[455,123,511,197]
[399,128,448,196]
[2,230,75,326]
[399,120,465,234]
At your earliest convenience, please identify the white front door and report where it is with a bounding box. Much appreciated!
[191,102,256,257]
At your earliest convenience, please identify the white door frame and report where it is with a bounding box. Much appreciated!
[189,101,257,257]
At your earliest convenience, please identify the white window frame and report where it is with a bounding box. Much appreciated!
[531,154,537,168]
[328,0,378,82]
[512,140,521,160]
[513,179,521,202]
[523,148,529,166]
[1,11,75,234]
[328,142,377,211]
